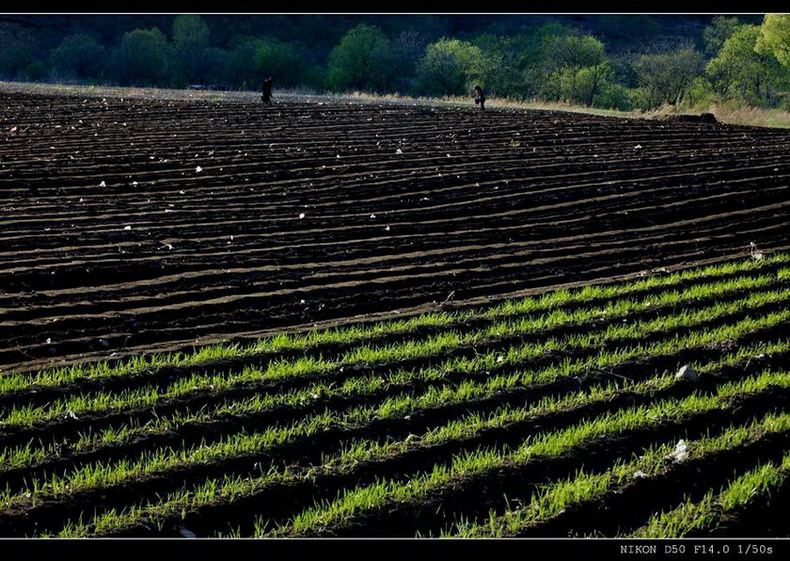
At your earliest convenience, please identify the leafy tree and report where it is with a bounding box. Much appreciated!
[202,47,232,86]
[633,45,704,108]
[609,51,640,88]
[254,39,318,88]
[112,27,171,86]
[415,38,486,96]
[18,60,48,82]
[473,33,539,98]
[595,83,633,110]
[703,16,742,55]
[173,14,209,47]
[0,23,42,79]
[541,34,611,105]
[578,60,614,106]
[225,36,265,89]
[50,34,105,80]
[381,30,428,94]
[326,24,390,92]
[755,13,790,67]
[707,24,786,106]
[172,15,210,85]
[534,22,576,43]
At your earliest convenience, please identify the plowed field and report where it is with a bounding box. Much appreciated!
[1,89,789,538]
[2,91,788,374]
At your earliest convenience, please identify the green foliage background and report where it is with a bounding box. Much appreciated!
[0,14,787,111]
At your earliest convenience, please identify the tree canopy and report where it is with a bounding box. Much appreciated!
[0,14,786,112]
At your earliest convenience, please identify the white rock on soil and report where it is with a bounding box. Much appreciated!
[675,364,699,383]
[666,439,689,464]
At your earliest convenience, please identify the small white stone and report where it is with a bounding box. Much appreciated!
[666,439,689,464]
[675,365,699,383]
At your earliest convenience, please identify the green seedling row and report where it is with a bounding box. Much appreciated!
[449,411,790,537]
[53,364,789,538]
[263,369,790,537]
[3,278,787,430]
[2,298,788,505]
[629,452,790,538]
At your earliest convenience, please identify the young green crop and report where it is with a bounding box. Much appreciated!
[52,366,790,538]
[3,279,787,430]
[629,453,790,537]
[4,333,786,487]
[2,291,787,482]
[262,369,790,537]
[448,411,790,537]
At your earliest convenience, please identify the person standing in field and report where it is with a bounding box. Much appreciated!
[262,77,273,103]
[474,85,486,111]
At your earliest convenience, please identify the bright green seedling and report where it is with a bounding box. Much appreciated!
[261,369,790,537]
[630,453,790,537]
[448,411,790,537]
[3,279,787,430]
[49,364,784,538]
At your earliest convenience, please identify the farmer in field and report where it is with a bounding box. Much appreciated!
[262,77,273,103]
[474,85,486,111]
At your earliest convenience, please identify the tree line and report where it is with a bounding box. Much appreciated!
[1,14,788,111]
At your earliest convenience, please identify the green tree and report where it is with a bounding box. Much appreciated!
[112,27,171,86]
[17,60,48,82]
[577,60,614,106]
[633,46,704,108]
[172,15,210,85]
[541,34,611,105]
[473,33,539,99]
[254,39,318,88]
[703,16,742,55]
[707,24,786,106]
[755,13,790,67]
[0,23,41,79]
[50,34,105,80]
[415,38,486,96]
[326,24,390,92]
[382,30,428,94]
[202,47,232,86]
[225,36,265,89]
